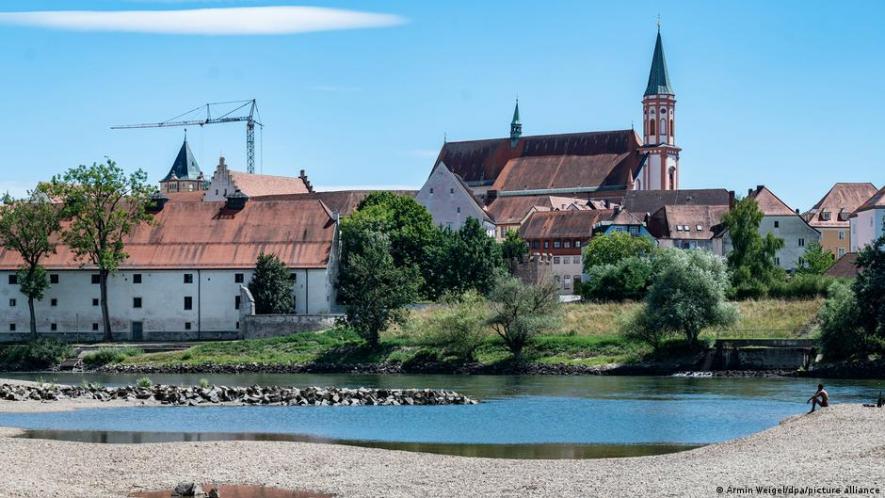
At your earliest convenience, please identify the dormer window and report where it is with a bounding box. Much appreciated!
[821,211,831,221]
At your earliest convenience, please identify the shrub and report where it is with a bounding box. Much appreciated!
[421,290,489,362]
[818,281,866,360]
[581,256,653,301]
[488,276,560,356]
[249,252,295,314]
[853,235,885,349]
[82,346,143,367]
[582,232,655,271]
[136,376,153,388]
[198,378,210,389]
[0,339,73,370]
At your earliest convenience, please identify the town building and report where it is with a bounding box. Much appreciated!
[159,137,206,193]
[0,194,339,342]
[804,183,878,258]
[733,186,821,271]
[418,27,682,232]
[202,156,313,201]
[484,194,598,240]
[646,204,729,253]
[850,185,885,251]
[415,161,494,235]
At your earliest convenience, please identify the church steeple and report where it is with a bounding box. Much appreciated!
[159,133,205,193]
[510,99,522,144]
[640,24,680,191]
[644,27,674,96]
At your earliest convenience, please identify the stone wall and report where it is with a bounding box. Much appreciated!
[513,253,553,286]
[241,314,338,339]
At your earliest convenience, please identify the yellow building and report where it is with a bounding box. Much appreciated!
[804,183,878,258]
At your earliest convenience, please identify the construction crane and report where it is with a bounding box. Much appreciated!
[112,99,262,174]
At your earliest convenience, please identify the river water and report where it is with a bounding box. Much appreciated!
[1,373,881,459]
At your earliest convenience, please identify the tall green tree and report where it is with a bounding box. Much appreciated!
[47,160,154,341]
[487,276,560,356]
[248,253,295,314]
[796,242,835,275]
[582,231,655,272]
[429,218,504,297]
[501,229,528,275]
[0,189,62,338]
[721,197,785,296]
[853,235,885,351]
[337,230,419,347]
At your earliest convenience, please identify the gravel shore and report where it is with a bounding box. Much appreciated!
[0,392,882,497]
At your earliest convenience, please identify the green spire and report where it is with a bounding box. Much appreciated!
[644,30,674,96]
[510,98,522,142]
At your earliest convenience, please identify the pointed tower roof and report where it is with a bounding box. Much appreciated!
[511,99,521,125]
[644,29,674,96]
[162,137,202,182]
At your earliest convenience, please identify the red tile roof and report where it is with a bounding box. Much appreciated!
[748,185,796,216]
[854,185,885,215]
[0,197,335,271]
[229,170,310,197]
[622,189,732,216]
[806,183,878,227]
[259,190,417,217]
[491,153,638,193]
[484,195,590,225]
[647,205,730,240]
[518,209,615,240]
[437,130,644,188]
[824,252,860,279]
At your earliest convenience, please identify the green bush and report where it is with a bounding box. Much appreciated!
[0,339,73,370]
[768,274,835,299]
[136,376,153,388]
[581,256,653,302]
[818,281,866,360]
[82,346,143,367]
[421,290,489,362]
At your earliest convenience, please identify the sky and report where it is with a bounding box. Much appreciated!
[0,0,883,210]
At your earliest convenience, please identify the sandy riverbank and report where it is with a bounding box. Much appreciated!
[0,391,882,498]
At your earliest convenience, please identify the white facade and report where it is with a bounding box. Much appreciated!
[204,157,239,202]
[755,216,820,271]
[850,208,885,252]
[416,161,494,234]
[549,254,583,294]
[0,267,335,342]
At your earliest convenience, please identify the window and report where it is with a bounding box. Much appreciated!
[775,257,781,266]
[50,274,59,284]
[429,188,434,194]
[236,321,240,330]
[92,298,99,307]
[660,118,667,135]
[133,297,142,308]
[553,240,562,249]
[838,248,846,257]
[774,221,780,228]
[544,241,549,249]
[456,207,461,214]
[798,238,805,247]
[838,231,845,241]
[185,322,192,331]
[9,323,15,332]
[531,241,540,249]
[91,274,100,284]
[235,273,244,283]
[183,273,193,284]
[184,296,193,310]
[649,119,656,135]
[235,295,241,310]
[92,323,99,331]
[696,224,703,231]
[50,298,58,307]
[575,240,582,248]
[563,276,572,290]
[449,188,455,194]
[8,274,17,285]
[133,274,142,284]
[564,241,571,248]
[574,256,582,264]
[290,273,297,283]
[50,323,57,331]
[553,257,561,264]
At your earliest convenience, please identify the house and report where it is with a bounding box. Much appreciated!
[595,208,655,239]
[202,156,313,201]
[804,183,878,258]
[824,253,861,279]
[740,185,821,271]
[159,137,206,193]
[621,188,733,217]
[850,185,885,251]
[415,161,494,234]
[518,209,615,293]
[483,194,595,239]
[646,204,729,253]
[418,27,684,222]
[0,194,339,342]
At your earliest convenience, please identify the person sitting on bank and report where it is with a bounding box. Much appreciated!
[807,384,829,413]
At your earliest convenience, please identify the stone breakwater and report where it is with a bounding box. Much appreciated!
[0,383,478,407]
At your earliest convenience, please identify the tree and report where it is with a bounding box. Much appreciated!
[47,160,154,341]
[0,190,61,338]
[501,229,528,274]
[630,249,737,347]
[818,281,865,360]
[337,230,419,348]
[796,242,835,275]
[428,218,504,297]
[721,197,785,297]
[582,231,655,272]
[853,235,885,351]
[487,276,560,356]
[581,256,654,302]
[422,290,489,362]
[248,253,294,314]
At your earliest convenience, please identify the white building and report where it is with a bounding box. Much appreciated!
[203,156,312,201]
[850,185,885,251]
[415,161,494,234]
[0,194,339,342]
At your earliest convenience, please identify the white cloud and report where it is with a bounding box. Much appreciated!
[0,6,406,35]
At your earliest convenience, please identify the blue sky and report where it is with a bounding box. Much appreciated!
[0,0,883,210]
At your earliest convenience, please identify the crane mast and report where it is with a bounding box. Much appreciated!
[112,99,262,174]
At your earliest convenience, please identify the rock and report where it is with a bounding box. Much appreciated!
[207,488,221,498]
[172,482,205,497]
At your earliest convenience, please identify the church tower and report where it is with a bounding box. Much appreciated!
[641,26,681,190]
[510,98,522,146]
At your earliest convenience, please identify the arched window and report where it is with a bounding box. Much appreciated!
[668,166,676,189]
[670,119,674,136]
[649,119,656,135]
[660,118,667,136]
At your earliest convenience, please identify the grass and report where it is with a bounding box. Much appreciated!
[82,346,143,367]
[118,298,824,370]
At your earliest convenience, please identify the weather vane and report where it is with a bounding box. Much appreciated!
[657,14,662,31]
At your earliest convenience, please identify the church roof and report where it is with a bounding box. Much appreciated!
[805,182,878,227]
[161,138,202,182]
[436,129,645,189]
[645,30,674,96]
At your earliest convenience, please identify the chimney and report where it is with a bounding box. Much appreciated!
[147,191,169,213]
[225,189,249,211]
[728,190,735,209]
[485,190,498,204]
